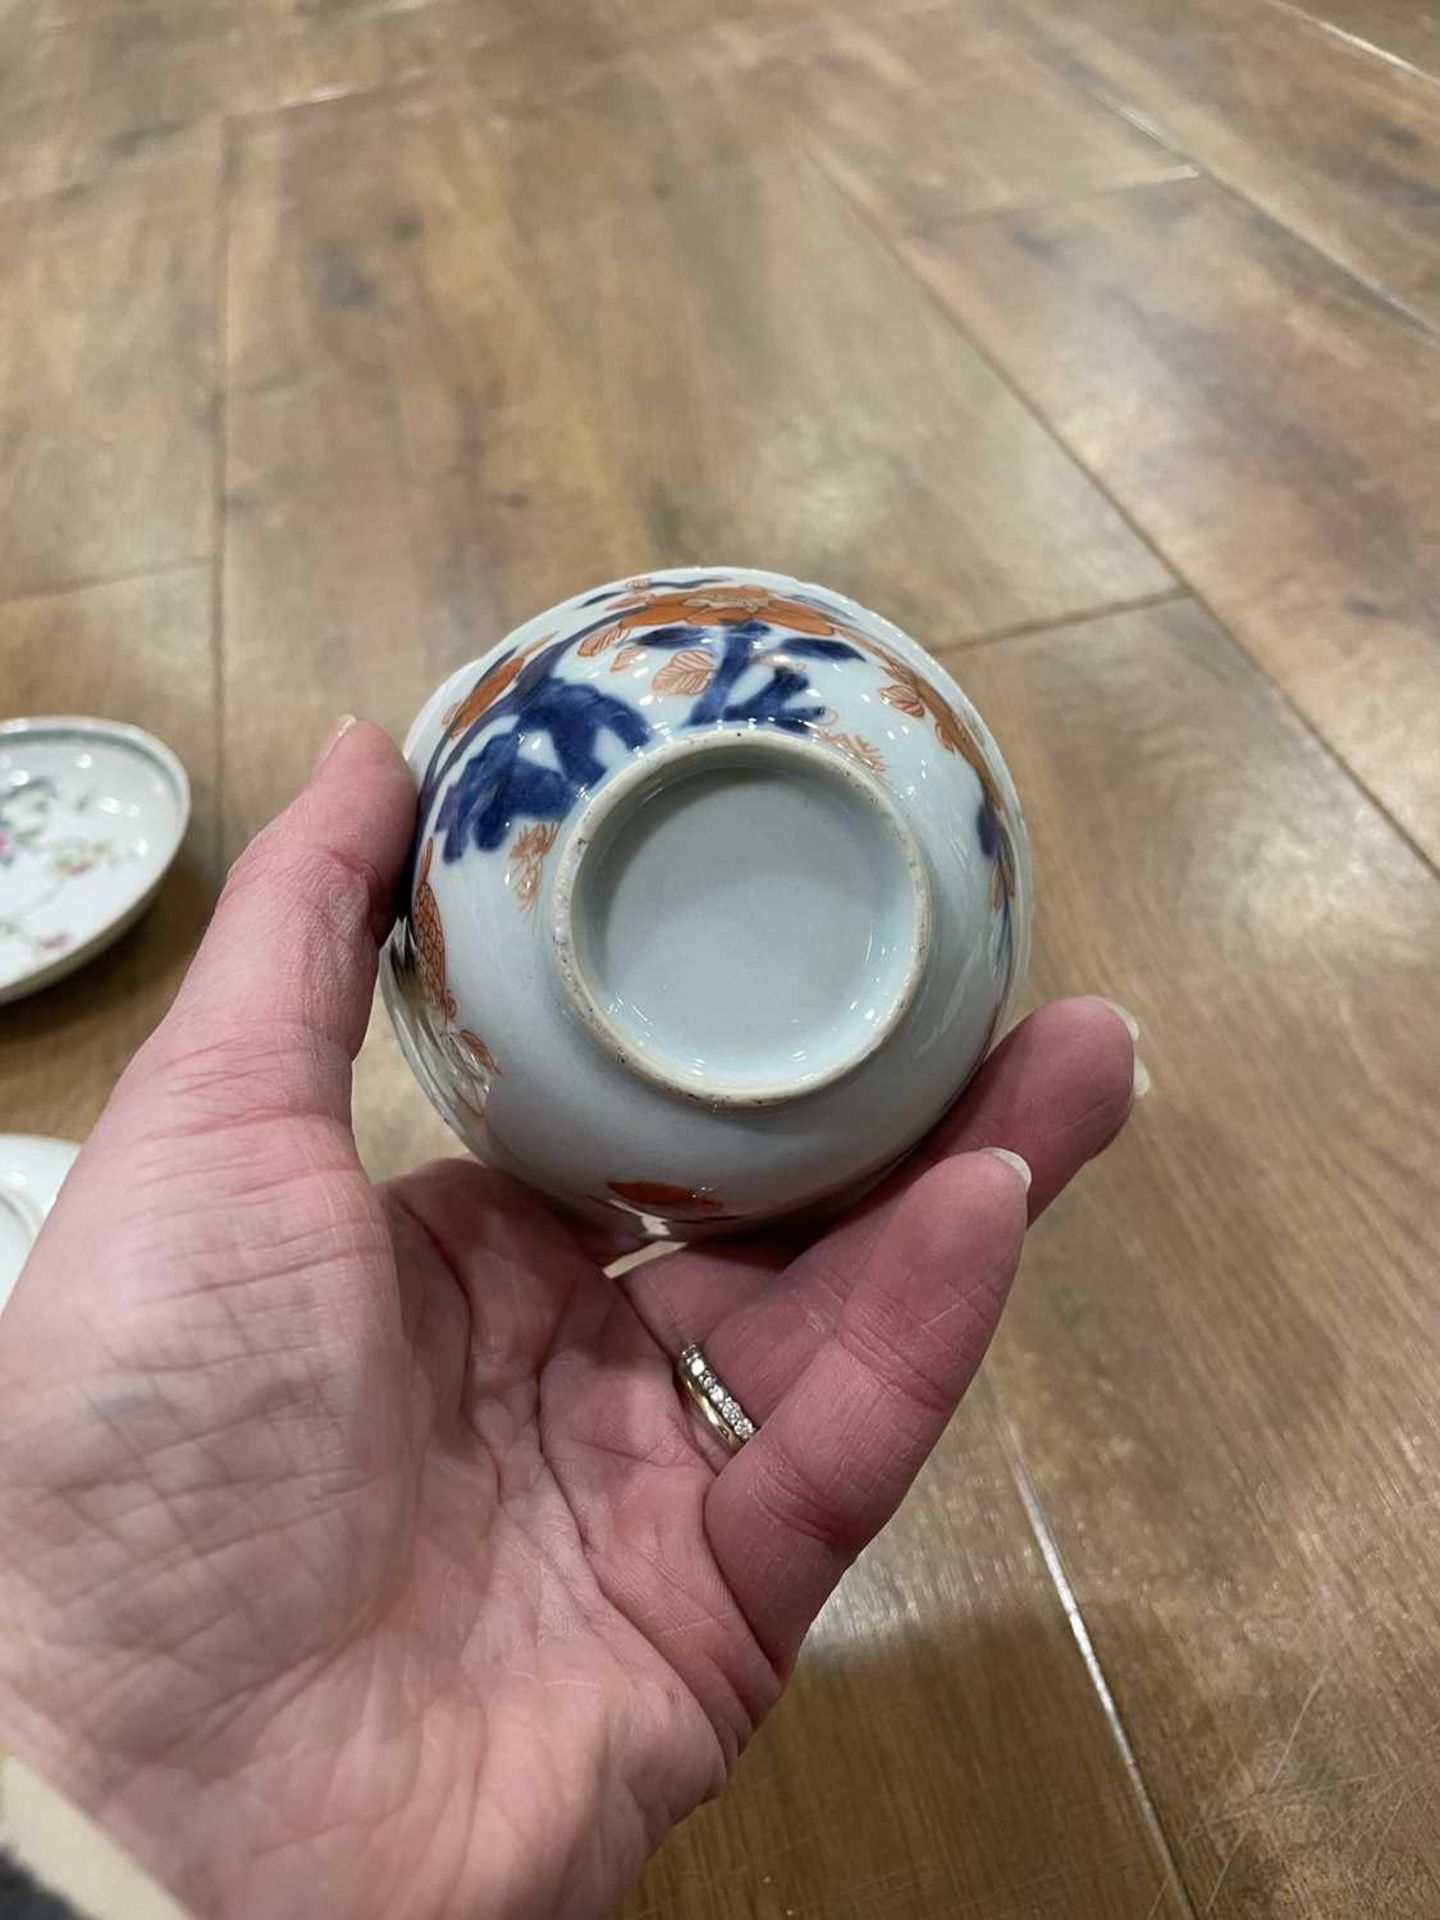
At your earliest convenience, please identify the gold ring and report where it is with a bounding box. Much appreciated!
[676,1343,756,1452]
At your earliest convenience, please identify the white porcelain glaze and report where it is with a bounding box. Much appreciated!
[383,568,1032,1237]
[0,718,190,1005]
[551,727,934,1108]
[0,1135,80,1313]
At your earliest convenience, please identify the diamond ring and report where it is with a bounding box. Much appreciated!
[676,1343,756,1452]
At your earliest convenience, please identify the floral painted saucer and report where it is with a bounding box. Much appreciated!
[0,1134,80,1312]
[0,718,190,1005]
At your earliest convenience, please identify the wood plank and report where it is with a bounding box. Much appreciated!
[431,0,654,111]
[224,86,653,1172]
[620,1388,1188,1919]
[460,29,780,235]
[221,68,1173,794]
[1009,0,1440,328]
[907,176,1440,867]
[0,569,218,1142]
[224,86,649,843]
[1278,0,1440,85]
[0,1,452,199]
[0,95,222,210]
[746,9,1196,236]
[949,597,1440,1913]
[0,156,216,596]
[483,53,1173,646]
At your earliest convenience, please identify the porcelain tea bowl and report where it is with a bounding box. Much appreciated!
[382,567,1032,1239]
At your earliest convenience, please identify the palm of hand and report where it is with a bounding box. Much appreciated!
[0,725,1133,1920]
[6,1126,757,1919]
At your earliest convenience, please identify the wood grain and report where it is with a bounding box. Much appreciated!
[219,64,1164,1178]
[463,33,777,237]
[1011,0,1440,328]
[220,63,1172,811]
[1279,0,1440,84]
[908,175,1440,866]
[495,54,1173,646]
[223,85,650,845]
[619,1387,1189,1920]
[0,0,452,172]
[952,596,1440,1913]
[751,9,1196,236]
[0,157,217,597]
[0,93,224,208]
[0,569,218,1142]
[433,0,654,110]
[224,85,653,1167]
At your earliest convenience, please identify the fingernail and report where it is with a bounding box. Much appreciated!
[1133,1058,1151,1099]
[982,1147,1033,1191]
[1096,997,1141,1042]
[313,714,357,774]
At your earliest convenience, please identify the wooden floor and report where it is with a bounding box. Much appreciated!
[4,0,1440,1911]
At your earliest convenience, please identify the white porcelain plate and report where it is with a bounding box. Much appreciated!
[0,717,190,1005]
[0,1134,80,1312]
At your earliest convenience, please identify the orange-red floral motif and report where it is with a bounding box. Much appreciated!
[452,1028,500,1120]
[582,583,868,654]
[878,681,926,722]
[411,840,455,1019]
[443,634,553,735]
[578,621,624,659]
[869,643,1014,876]
[652,647,716,697]
[818,730,886,775]
[456,1030,498,1076]
[510,821,559,911]
[607,1180,724,1217]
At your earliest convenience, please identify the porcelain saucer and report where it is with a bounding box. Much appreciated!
[0,1135,80,1312]
[0,717,190,1005]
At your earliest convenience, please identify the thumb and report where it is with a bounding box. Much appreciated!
[130,718,416,1130]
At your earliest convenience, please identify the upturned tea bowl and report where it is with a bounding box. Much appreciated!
[382,567,1032,1239]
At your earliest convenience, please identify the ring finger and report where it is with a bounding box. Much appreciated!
[625,996,1138,1430]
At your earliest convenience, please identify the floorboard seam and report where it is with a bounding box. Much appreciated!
[798,137,1440,885]
[988,1376,1201,1919]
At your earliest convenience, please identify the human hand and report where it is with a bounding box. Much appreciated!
[0,722,1136,1920]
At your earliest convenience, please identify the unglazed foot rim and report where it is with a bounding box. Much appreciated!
[550,726,933,1109]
